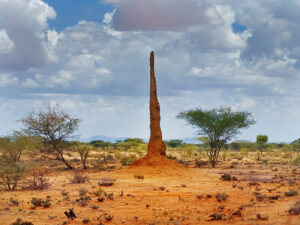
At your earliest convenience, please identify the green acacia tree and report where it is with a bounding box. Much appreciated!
[0,131,41,162]
[177,107,255,167]
[256,135,268,155]
[165,139,183,149]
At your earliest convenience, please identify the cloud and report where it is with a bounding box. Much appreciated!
[22,78,39,88]
[0,29,15,54]
[105,0,223,31]
[0,74,19,87]
[0,0,56,70]
[0,0,300,142]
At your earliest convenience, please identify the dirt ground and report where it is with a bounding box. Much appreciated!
[1,162,300,225]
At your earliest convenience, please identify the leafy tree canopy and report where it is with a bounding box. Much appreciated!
[177,107,255,167]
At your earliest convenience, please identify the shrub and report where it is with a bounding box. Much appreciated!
[134,175,144,180]
[60,190,69,196]
[105,215,113,221]
[11,218,33,225]
[256,214,269,221]
[121,156,134,166]
[209,213,225,221]
[254,192,266,201]
[0,157,26,191]
[70,170,89,184]
[215,193,229,202]
[294,155,300,165]
[93,188,103,197]
[82,218,90,224]
[288,200,300,215]
[78,188,88,196]
[194,159,209,167]
[26,169,51,190]
[9,198,19,206]
[31,197,51,207]
[285,190,299,197]
[220,173,237,181]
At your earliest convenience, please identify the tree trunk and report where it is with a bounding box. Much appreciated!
[59,152,73,170]
[260,144,263,156]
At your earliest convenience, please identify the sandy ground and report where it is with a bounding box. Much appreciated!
[0,163,299,225]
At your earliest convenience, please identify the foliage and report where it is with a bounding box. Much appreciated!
[9,198,19,206]
[215,193,229,202]
[115,142,136,150]
[31,196,51,207]
[89,140,111,149]
[288,200,300,215]
[0,132,41,162]
[11,218,33,225]
[72,141,91,169]
[294,155,300,165]
[124,138,144,144]
[177,107,255,167]
[0,156,26,190]
[285,190,299,197]
[21,104,80,169]
[256,135,268,155]
[165,139,183,148]
[121,155,136,166]
[220,173,238,181]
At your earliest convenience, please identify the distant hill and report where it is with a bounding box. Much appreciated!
[79,135,202,144]
[79,136,127,143]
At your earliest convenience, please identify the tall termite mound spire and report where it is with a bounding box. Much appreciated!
[130,51,183,168]
[147,51,166,156]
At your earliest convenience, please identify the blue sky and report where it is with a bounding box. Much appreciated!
[44,0,114,31]
[0,0,300,143]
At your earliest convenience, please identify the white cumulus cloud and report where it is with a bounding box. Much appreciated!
[0,29,15,54]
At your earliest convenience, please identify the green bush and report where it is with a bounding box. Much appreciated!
[294,155,300,165]
[9,198,19,206]
[31,196,51,207]
[11,217,33,225]
[0,156,26,191]
[285,190,298,197]
[121,156,135,166]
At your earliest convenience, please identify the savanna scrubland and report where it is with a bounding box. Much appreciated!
[1,137,300,225]
[0,52,299,225]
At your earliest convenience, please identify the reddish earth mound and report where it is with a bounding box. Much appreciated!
[124,155,187,177]
[131,154,184,168]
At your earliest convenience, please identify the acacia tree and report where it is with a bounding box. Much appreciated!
[177,107,255,167]
[0,155,26,190]
[0,131,41,162]
[256,135,268,155]
[165,139,183,148]
[72,141,91,169]
[21,104,80,169]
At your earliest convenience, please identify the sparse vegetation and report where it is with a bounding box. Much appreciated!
[220,173,237,181]
[70,170,89,184]
[215,193,229,202]
[256,135,268,155]
[0,157,26,191]
[9,198,19,206]
[288,200,300,215]
[11,218,33,225]
[31,196,51,208]
[285,190,299,197]
[120,156,135,166]
[26,169,51,190]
